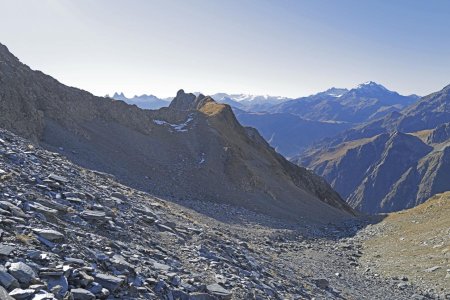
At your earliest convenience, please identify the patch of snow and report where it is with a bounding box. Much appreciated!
[153,114,194,132]
[328,93,343,98]
[153,120,166,125]
[356,81,388,91]
[199,152,206,164]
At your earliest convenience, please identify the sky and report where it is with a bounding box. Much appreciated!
[0,0,449,98]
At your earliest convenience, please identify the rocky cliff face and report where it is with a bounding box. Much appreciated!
[0,43,354,222]
[299,128,450,214]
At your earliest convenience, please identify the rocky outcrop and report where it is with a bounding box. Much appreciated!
[427,122,450,144]
[0,42,355,222]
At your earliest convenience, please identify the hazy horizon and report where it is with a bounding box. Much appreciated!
[1,0,449,98]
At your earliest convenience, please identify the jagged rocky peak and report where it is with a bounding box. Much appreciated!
[169,89,198,110]
[112,92,127,101]
[169,89,227,113]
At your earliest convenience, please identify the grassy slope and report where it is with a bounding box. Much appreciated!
[361,192,450,292]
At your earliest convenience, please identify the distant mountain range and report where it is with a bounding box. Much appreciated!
[297,84,450,214]
[210,93,291,112]
[0,42,354,222]
[234,82,419,156]
[111,92,171,110]
[273,81,419,123]
[110,91,291,112]
[111,83,418,157]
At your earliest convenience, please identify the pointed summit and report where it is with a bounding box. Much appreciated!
[354,81,389,91]
[112,92,127,101]
[0,43,18,62]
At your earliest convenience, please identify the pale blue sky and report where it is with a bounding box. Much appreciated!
[1,0,449,98]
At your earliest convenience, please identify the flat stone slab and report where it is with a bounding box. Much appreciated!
[29,202,58,215]
[48,174,68,183]
[93,273,123,291]
[64,257,85,265]
[8,262,36,284]
[206,283,232,299]
[70,288,95,300]
[0,244,15,256]
[424,266,441,272]
[80,210,106,220]
[8,288,35,299]
[32,229,64,242]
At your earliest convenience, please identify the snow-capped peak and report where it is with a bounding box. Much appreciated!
[356,81,387,90]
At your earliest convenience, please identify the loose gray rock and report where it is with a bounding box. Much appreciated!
[80,210,106,221]
[424,266,441,273]
[32,229,64,242]
[47,275,68,296]
[70,288,95,300]
[0,201,28,218]
[188,292,216,300]
[206,283,232,299]
[29,203,58,216]
[48,174,68,184]
[0,265,19,290]
[0,244,15,256]
[93,273,123,292]
[0,285,14,300]
[8,288,35,299]
[8,262,36,284]
[314,278,330,289]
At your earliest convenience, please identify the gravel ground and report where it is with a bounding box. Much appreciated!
[0,128,441,299]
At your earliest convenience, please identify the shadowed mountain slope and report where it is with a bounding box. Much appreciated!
[233,109,352,157]
[0,42,355,222]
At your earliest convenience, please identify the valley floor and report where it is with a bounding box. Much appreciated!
[0,128,447,299]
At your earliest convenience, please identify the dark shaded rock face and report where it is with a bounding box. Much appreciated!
[233,110,352,157]
[427,122,450,144]
[0,42,355,222]
[299,128,450,214]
